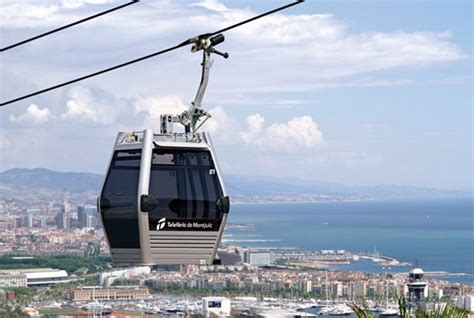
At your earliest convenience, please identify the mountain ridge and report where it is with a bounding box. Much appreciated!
[0,168,470,199]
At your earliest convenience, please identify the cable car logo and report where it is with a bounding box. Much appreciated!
[156,218,167,231]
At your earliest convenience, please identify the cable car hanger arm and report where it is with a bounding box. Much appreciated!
[0,0,304,107]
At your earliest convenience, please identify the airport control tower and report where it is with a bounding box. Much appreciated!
[407,267,428,312]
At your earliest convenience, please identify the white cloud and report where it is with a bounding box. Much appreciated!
[61,0,113,9]
[241,114,324,150]
[204,106,231,133]
[240,114,265,143]
[60,86,116,125]
[0,3,59,28]
[61,87,97,122]
[0,0,115,29]
[202,106,241,144]
[191,0,228,12]
[9,104,52,124]
[229,12,346,45]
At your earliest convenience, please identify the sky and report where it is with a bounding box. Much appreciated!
[0,0,472,190]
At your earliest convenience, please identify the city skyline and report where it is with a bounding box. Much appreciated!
[0,0,472,190]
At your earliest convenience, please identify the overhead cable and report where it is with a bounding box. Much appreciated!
[0,0,139,53]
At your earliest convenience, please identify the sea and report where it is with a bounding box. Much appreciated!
[224,196,473,285]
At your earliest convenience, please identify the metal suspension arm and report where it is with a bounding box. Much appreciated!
[192,50,212,109]
[179,34,229,133]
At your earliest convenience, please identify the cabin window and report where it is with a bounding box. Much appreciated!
[100,149,141,248]
[148,150,224,225]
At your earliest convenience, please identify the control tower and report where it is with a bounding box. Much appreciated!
[407,267,428,312]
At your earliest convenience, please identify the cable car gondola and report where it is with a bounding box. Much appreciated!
[98,34,230,266]
[99,129,228,265]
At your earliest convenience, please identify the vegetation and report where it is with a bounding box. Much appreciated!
[0,255,111,274]
[349,296,469,318]
[38,281,79,302]
[348,301,376,318]
[9,287,37,305]
[0,305,29,318]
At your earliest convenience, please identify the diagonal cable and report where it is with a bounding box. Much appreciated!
[0,0,139,53]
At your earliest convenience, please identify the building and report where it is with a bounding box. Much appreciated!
[1,268,71,287]
[77,205,86,228]
[99,266,151,287]
[246,251,273,266]
[62,190,70,215]
[85,214,95,228]
[354,281,367,298]
[72,286,150,301]
[407,267,428,312]
[428,287,444,300]
[23,215,33,228]
[455,295,474,313]
[0,273,28,287]
[202,297,231,317]
[56,211,69,229]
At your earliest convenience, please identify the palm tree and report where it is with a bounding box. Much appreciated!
[347,301,376,318]
[349,296,468,318]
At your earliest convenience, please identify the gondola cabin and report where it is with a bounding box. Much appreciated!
[98,127,229,266]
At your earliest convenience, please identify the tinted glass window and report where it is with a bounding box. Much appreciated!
[148,149,224,223]
[100,150,141,248]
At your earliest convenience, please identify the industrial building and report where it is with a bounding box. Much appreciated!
[0,268,71,287]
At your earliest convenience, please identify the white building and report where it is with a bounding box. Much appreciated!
[247,252,272,266]
[1,268,71,286]
[99,266,151,287]
[465,295,474,313]
[428,287,443,300]
[202,297,231,317]
[0,273,27,287]
[455,295,474,313]
[354,281,367,297]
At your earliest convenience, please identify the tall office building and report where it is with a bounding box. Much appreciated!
[23,215,33,228]
[56,212,69,230]
[62,190,70,215]
[85,215,96,228]
[77,205,86,228]
[56,189,71,229]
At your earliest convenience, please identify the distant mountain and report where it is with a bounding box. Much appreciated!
[0,168,470,198]
[0,168,102,193]
[225,175,470,198]
[225,175,345,196]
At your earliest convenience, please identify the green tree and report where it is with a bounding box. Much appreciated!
[0,304,29,317]
[11,287,36,305]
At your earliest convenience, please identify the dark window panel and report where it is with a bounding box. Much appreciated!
[100,150,141,249]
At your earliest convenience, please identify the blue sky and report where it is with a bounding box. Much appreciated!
[0,0,472,190]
